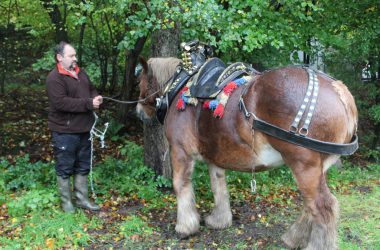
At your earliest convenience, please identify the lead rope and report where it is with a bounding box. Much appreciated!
[89,112,109,199]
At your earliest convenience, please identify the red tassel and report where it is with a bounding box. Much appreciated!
[223,82,237,95]
[179,86,189,95]
[213,104,225,118]
[203,100,211,109]
[176,98,185,111]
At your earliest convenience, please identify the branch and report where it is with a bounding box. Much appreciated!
[103,12,114,46]
[142,0,151,17]
[63,0,67,27]
[15,0,20,16]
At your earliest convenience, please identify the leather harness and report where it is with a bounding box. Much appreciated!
[238,67,358,156]
[154,41,359,155]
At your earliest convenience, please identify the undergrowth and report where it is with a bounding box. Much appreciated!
[0,142,378,249]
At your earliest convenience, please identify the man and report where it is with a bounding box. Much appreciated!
[46,41,103,212]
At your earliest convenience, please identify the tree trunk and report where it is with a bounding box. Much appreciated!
[109,47,119,94]
[77,15,87,65]
[371,123,380,149]
[41,0,69,43]
[0,0,14,94]
[118,36,147,123]
[99,57,108,91]
[144,27,180,178]
[0,35,7,94]
[371,65,380,149]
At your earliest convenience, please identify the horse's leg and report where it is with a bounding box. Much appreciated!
[282,159,338,250]
[205,164,232,229]
[172,148,200,237]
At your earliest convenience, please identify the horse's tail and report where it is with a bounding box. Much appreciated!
[331,80,358,140]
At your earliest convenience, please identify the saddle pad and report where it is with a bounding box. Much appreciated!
[189,58,226,99]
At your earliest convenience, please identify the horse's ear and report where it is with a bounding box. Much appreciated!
[139,56,148,72]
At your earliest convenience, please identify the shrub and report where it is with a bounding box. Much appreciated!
[0,155,55,191]
[93,142,171,205]
[7,188,58,217]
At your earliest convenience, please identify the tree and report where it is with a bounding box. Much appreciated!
[315,0,380,150]
[40,0,69,43]
[0,0,13,94]
[144,23,180,179]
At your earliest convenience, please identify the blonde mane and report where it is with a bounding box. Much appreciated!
[148,57,182,89]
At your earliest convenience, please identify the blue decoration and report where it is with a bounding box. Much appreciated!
[234,78,247,86]
[209,100,219,110]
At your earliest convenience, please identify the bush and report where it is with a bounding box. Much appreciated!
[0,155,55,191]
[93,142,171,205]
[7,188,58,217]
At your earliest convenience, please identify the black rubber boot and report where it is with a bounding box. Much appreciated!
[57,176,75,213]
[73,174,100,211]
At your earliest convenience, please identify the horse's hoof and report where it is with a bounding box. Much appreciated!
[205,213,232,229]
[281,233,297,249]
[175,224,199,239]
[282,232,307,249]
[176,232,193,240]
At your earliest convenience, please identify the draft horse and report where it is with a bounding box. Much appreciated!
[136,57,358,249]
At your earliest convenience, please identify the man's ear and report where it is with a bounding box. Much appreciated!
[56,54,63,62]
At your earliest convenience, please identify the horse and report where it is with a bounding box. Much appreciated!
[136,56,358,249]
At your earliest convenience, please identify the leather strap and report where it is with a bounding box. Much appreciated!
[156,69,192,124]
[239,98,358,155]
[252,118,358,155]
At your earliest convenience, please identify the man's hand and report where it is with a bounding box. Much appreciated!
[92,95,103,109]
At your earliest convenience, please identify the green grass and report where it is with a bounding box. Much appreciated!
[337,184,379,250]
[0,210,101,249]
[119,215,156,238]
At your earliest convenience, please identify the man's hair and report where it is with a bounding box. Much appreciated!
[54,41,71,62]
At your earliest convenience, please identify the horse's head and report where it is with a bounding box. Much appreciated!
[136,56,182,123]
[136,56,158,123]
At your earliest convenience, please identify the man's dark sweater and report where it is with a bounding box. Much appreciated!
[46,66,98,133]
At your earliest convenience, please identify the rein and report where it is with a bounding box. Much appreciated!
[102,90,160,105]
[102,74,176,105]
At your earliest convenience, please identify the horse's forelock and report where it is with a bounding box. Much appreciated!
[148,57,182,89]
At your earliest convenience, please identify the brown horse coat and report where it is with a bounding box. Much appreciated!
[137,57,358,250]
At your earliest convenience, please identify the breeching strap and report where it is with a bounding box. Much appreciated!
[239,98,359,156]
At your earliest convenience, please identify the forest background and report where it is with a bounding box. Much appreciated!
[0,0,379,249]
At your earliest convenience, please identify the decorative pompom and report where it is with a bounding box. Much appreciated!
[203,100,211,109]
[213,104,225,118]
[188,98,198,106]
[223,82,238,95]
[178,86,189,96]
[176,98,185,111]
[209,100,219,110]
[234,78,247,86]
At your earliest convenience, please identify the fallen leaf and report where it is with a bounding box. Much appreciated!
[45,238,54,250]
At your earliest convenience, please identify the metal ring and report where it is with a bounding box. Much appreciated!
[289,126,298,133]
[299,127,309,136]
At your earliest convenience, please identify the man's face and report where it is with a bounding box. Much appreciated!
[57,45,77,70]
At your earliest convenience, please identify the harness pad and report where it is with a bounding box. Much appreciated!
[189,58,226,99]
[190,60,259,99]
